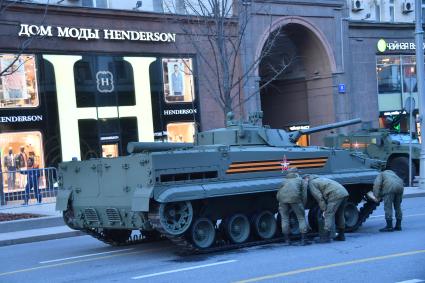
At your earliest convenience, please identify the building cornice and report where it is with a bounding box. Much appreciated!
[349,20,415,29]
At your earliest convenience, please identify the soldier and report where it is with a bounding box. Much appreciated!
[276,169,310,245]
[304,175,348,243]
[372,170,404,232]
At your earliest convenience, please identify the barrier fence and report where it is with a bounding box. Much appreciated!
[0,167,58,207]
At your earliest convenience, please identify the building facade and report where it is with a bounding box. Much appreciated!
[241,0,422,144]
[0,1,232,176]
[347,0,421,131]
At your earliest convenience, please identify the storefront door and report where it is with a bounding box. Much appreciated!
[101,143,119,158]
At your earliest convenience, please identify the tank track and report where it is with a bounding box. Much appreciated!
[148,205,316,255]
[82,228,163,247]
[77,199,379,253]
[346,200,380,233]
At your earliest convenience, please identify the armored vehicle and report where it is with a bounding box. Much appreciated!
[56,113,383,253]
[324,128,419,185]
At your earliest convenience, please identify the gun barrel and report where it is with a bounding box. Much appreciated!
[299,118,362,135]
[127,142,193,154]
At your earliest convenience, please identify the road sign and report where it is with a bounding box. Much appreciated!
[338,84,346,94]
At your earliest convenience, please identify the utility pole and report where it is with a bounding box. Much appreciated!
[415,0,425,189]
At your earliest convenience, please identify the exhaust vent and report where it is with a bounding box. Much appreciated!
[106,208,122,223]
[84,208,100,223]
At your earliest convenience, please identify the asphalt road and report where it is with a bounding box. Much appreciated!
[0,197,424,283]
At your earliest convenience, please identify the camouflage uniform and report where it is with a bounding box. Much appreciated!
[277,172,309,244]
[307,175,349,242]
[373,170,404,231]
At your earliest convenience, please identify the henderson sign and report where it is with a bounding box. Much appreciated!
[18,24,176,42]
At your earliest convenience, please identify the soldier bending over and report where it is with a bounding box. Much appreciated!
[304,175,348,243]
[277,169,310,245]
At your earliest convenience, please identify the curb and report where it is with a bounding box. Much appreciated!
[0,230,84,247]
[0,216,64,233]
[403,192,425,199]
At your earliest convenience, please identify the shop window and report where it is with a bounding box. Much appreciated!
[389,0,394,22]
[162,58,195,103]
[82,0,109,8]
[377,56,401,112]
[102,143,119,158]
[0,54,39,108]
[167,122,195,143]
[0,131,44,192]
[377,55,422,113]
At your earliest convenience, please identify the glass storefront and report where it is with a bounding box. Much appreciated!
[0,54,39,108]
[0,131,44,192]
[167,122,195,143]
[376,55,419,112]
[0,53,200,165]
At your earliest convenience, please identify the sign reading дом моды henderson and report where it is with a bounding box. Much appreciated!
[18,23,176,42]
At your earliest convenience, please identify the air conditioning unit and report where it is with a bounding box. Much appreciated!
[351,0,365,12]
[402,0,414,14]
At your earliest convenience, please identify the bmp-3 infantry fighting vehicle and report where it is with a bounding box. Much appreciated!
[57,113,383,253]
[324,128,419,185]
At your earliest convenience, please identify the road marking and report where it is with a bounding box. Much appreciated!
[131,259,237,280]
[234,249,425,283]
[369,213,425,219]
[39,248,134,264]
[0,247,162,277]
[396,279,425,283]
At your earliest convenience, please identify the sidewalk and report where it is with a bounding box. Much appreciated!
[0,187,424,247]
[0,202,83,247]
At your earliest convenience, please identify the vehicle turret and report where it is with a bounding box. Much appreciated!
[195,111,362,147]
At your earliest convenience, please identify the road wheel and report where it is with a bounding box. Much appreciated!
[191,217,216,249]
[388,156,416,186]
[344,202,359,231]
[158,201,193,236]
[103,229,132,243]
[224,213,251,244]
[252,211,277,240]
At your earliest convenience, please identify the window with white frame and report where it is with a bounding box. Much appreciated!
[389,0,395,22]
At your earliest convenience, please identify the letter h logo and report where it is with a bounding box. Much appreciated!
[96,71,114,93]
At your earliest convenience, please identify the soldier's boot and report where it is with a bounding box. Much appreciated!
[394,219,402,231]
[335,229,345,241]
[299,233,311,246]
[316,230,331,243]
[283,234,291,245]
[379,219,394,232]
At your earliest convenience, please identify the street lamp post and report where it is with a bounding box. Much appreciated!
[415,0,425,189]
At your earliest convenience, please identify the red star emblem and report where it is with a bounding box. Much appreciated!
[281,155,290,172]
